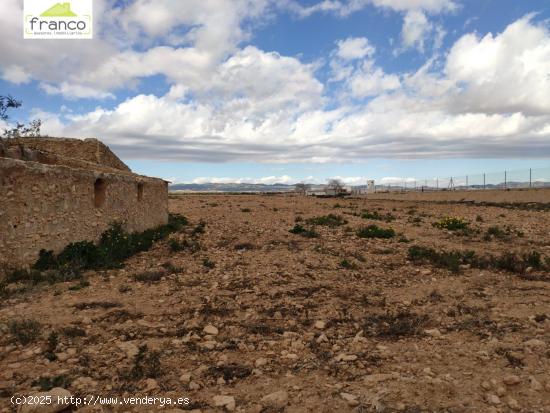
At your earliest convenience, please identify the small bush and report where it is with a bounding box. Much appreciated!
[483,225,511,241]
[361,210,395,222]
[33,214,188,273]
[32,375,72,391]
[305,214,347,227]
[68,278,90,291]
[192,220,206,235]
[408,245,461,273]
[289,224,318,238]
[44,331,59,361]
[8,319,41,345]
[357,225,395,239]
[409,245,548,274]
[129,345,162,380]
[339,259,358,270]
[363,311,429,338]
[241,208,251,213]
[202,258,215,269]
[433,217,469,231]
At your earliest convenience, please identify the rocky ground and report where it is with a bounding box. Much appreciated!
[1,194,549,412]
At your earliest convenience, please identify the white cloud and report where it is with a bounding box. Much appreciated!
[284,0,457,17]
[347,61,401,98]
[401,10,431,51]
[335,37,375,60]
[40,83,115,100]
[2,2,549,164]
[1,65,31,84]
[445,15,550,115]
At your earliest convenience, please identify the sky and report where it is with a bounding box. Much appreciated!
[1,0,550,185]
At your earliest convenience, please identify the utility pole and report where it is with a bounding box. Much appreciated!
[530,168,532,188]
[483,173,486,190]
[504,171,507,190]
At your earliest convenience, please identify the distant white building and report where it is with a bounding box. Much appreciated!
[367,180,375,194]
[305,185,352,197]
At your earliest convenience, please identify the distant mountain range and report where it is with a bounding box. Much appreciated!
[169,181,548,193]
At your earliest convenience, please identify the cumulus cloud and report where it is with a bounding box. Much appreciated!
[1,65,32,84]
[401,10,431,51]
[445,15,550,115]
[347,62,401,98]
[2,1,549,164]
[335,37,375,60]
[283,0,457,17]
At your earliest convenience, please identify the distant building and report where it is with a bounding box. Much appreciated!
[305,184,352,197]
[367,180,375,194]
[0,137,168,267]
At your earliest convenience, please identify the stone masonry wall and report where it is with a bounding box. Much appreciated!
[5,137,131,172]
[0,157,168,268]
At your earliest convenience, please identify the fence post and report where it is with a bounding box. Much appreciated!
[504,171,507,190]
[530,168,532,188]
[483,173,486,190]
[466,175,468,190]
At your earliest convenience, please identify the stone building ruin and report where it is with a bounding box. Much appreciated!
[0,137,168,268]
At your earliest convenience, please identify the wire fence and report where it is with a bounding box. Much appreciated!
[373,166,550,192]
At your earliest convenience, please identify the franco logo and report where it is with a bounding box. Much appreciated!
[41,2,78,17]
[24,0,93,39]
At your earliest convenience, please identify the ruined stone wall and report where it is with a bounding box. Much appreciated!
[5,137,131,172]
[0,157,168,268]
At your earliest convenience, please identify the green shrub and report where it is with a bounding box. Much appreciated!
[33,214,188,273]
[409,245,547,274]
[339,259,358,270]
[306,214,347,227]
[8,319,41,345]
[357,225,395,239]
[32,375,72,391]
[408,245,472,273]
[433,217,469,231]
[484,225,511,241]
[129,345,162,380]
[361,210,395,222]
[192,220,206,235]
[289,224,318,238]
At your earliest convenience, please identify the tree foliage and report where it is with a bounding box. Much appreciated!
[0,95,21,121]
[0,95,42,138]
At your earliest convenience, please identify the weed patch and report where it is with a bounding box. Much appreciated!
[306,214,347,227]
[363,311,429,338]
[32,375,72,391]
[8,319,41,345]
[208,364,252,382]
[33,214,187,274]
[357,225,395,239]
[127,345,162,380]
[433,217,469,231]
[361,210,396,222]
[289,224,319,238]
[409,245,548,274]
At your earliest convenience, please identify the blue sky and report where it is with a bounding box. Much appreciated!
[1,0,549,185]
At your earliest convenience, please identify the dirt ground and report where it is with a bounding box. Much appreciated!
[1,194,549,413]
